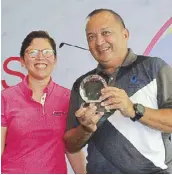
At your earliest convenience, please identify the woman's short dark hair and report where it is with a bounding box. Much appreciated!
[20,30,57,58]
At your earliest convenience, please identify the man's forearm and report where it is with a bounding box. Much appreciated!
[64,125,92,153]
[66,150,86,174]
[139,108,172,133]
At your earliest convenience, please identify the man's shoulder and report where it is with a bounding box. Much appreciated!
[135,54,167,72]
[136,54,166,65]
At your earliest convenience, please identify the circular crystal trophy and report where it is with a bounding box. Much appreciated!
[79,74,109,112]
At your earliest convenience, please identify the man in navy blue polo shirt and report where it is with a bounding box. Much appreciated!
[64,9,172,173]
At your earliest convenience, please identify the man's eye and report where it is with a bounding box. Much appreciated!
[88,35,95,41]
[102,31,111,36]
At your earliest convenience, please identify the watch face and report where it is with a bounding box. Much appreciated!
[136,104,145,115]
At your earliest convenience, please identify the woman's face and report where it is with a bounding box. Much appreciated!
[21,38,57,80]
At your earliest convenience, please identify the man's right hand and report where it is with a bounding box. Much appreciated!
[75,103,104,133]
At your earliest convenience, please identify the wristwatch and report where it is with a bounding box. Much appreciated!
[130,103,145,122]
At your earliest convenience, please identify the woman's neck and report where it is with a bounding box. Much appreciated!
[28,76,51,93]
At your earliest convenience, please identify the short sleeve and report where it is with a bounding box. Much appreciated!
[156,59,172,109]
[66,82,81,131]
[1,95,8,127]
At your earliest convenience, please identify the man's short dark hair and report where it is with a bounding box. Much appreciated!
[20,30,57,58]
[86,8,126,29]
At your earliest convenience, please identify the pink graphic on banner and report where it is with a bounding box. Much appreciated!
[144,17,172,67]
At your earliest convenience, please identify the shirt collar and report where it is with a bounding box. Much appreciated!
[96,48,137,75]
[19,75,55,97]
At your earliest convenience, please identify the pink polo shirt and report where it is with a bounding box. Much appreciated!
[1,76,71,174]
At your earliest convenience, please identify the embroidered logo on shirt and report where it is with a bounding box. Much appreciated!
[129,75,145,88]
[52,111,67,116]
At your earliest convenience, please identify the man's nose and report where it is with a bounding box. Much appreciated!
[95,34,105,46]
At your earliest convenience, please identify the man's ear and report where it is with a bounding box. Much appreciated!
[124,28,129,39]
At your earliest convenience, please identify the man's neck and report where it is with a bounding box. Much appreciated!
[28,75,51,93]
[102,49,128,74]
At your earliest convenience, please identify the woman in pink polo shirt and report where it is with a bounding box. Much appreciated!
[1,31,86,174]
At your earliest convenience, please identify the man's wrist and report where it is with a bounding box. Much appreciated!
[80,125,95,134]
[128,104,135,118]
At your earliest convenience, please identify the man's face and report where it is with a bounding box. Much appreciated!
[21,38,57,80]
[86,11,129,67]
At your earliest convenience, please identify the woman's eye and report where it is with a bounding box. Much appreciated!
[29,50,38,57]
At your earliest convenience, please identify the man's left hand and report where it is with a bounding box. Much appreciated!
[100,87,135,117]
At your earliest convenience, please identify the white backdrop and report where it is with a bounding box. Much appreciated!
[2,0,172,173]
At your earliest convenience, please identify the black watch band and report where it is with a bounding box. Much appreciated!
[130,103,145,122]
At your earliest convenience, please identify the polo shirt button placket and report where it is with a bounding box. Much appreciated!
[108,76,114,86]
[41,93,47,116]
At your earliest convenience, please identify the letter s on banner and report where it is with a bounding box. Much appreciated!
[2,57,25,89]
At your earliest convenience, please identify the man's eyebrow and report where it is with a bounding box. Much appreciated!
[87,32,94,36]
[87,27,111,35]
[101,27,111,30]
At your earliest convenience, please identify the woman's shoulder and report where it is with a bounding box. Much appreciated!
[1,83,21,99]
[53,82,71,97]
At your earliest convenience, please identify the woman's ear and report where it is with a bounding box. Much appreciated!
[20,58,25,67]
[54,56,57,66]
